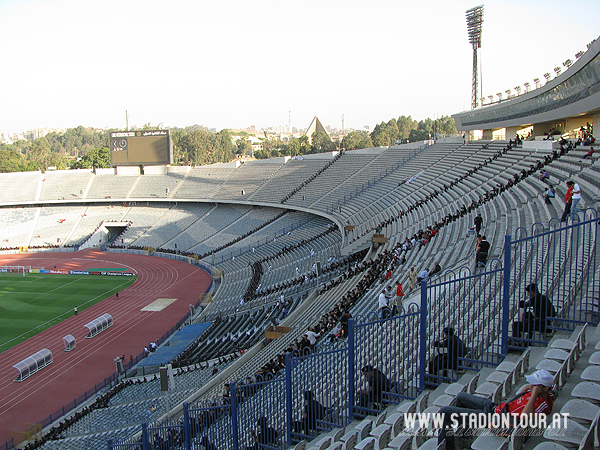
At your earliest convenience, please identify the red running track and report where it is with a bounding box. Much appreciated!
[0,250,212,444]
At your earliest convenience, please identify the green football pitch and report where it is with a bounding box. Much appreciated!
[0,272,137,353]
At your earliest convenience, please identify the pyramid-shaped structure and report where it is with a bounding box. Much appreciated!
[306,116,328,144]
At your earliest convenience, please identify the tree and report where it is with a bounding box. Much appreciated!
[310,131,336,153]
[70,147,111,169]
[342,131,372,150]
[396,115,418,141]
[0,149,27,173]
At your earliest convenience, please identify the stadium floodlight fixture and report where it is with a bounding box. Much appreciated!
[505,89,512,98]
[543,73,552,83]
[523,82,531,93]
[496,92,503,101]
[575,51,584,59]
[554,67,562,77]
[480,97,486,107]
[563,59,573,68]
[515,86,522,96]
[465,5,484,110]
[488,95,494,104]
[533,78,541,89]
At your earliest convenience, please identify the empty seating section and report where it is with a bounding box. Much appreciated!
[127,173,185,198]
[30,206,84,248]
[0,207,38,248]
[63,205,127,246]
[85,173,138,199]
[0,171,41,203]
[209,160,285,200]
[133,203,212,249]
[186,206,282,255]
[172,166,237,198]
[173,204,251,252]
[249,158,332,203]
[284,153,379,207]
[118,204,173,245]
[39,170,93,201]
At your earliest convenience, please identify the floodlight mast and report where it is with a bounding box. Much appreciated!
[466,5,484,109]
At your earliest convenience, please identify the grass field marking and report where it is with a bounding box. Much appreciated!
[43,277,82,294]
[0,275,137,352]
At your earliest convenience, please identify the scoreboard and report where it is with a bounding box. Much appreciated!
[110,130,173,166]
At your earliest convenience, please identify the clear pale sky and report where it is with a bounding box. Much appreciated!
[0,0,598,134]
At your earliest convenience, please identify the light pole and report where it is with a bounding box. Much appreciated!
[466,5,484,110]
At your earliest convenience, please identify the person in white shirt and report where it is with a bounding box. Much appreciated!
[305,328,320,347]
[378,289,390,319]
[570,181,582,214]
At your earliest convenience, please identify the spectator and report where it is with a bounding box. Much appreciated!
[538,170,550,184]
[560,181,574,222]
[416,268,428,284]
[474,214,483,234]
[394,280,404,305]
[430,262,442,276]
[293,390,326,435]
[305,327,320,350]
[437,369,555,450]
[580,146,594,161]
[378,289,391,319]
[568,180,582,215]
[543,185,555,205]
[476,236,490,266]
[247,417,278,449]
[512,283,556,341]
[356,365,391,409]
[407,267,417,292]
[428,327,468,378]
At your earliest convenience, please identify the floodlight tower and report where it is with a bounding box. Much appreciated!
[466,5,484,109]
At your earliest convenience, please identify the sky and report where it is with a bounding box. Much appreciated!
[0,0,598,135]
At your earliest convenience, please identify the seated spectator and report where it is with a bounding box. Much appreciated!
[293,390,327,435]
[437,369,556,450]
[538,170,550,184]
[428,327,468,378]
[581,146,594,160]
[512,283,556,341]
[543,185,555,205]
[356,365,391,409]
[247,417,278,449]
[430,262,442,276]
[416,268,429,284]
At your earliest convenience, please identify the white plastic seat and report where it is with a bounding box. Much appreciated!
[432,394,456,408]
[395,401,417,415]
[560,399,600,424]
[312,436,332,450]
[543,418,591,447]
[369,424,392,450]
[444,383,467,397]
[383,412,404,438]
[416,437,445,450]
[572,382,600,404]
[581,366,600,383]
[354,436,375,450]
[589,352,600,365]
[340,430,359,449]
[470,434,509,450]
[387,434,412,450]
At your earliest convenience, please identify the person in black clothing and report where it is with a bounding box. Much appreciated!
[247,417,278,449]
[428,327,468,378]
[293,390,327,435]
[512,283,556,340]
[357,365,391,408]
[476,236,490,266]
[474,214,483,234]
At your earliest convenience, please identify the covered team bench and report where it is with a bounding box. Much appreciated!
[13,348,53,382]
[85,313,113,338]
[63,334,76,351]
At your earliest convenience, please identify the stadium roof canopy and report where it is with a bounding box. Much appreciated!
[452,35,600,141]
